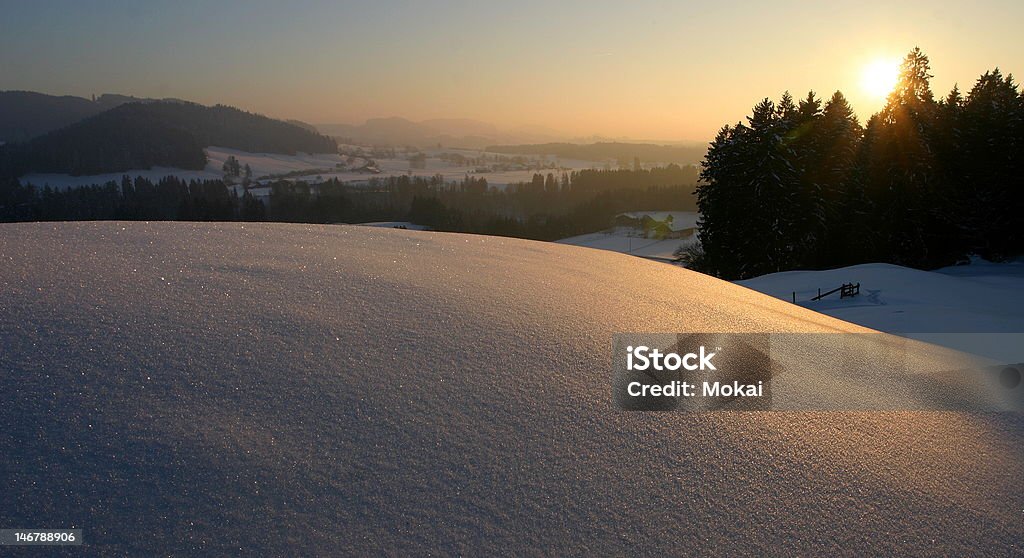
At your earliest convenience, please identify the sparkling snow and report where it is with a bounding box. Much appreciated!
[737,259,1024,361]
[1,222,1021,555]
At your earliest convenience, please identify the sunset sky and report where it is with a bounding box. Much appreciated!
[2,0,1021,141]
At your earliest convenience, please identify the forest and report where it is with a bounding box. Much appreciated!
[0,91,140,143]
[0,166,698,241]
[694,48,1024,279]
[0,101,337,177]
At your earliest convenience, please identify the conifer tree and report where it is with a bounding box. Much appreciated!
[861,47,952,267]
[956,69,1024,257]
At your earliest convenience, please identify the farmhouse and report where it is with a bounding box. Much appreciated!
[614,211,698,240]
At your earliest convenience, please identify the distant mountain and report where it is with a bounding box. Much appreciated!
[420,118,499,138]
[508,123,565,139]
[485,142,708,165]
[318,117,563,148]
[0,101,337,177]
[319,117,437,145]
[0,91,166,143]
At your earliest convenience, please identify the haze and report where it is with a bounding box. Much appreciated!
[2,0,1022,141]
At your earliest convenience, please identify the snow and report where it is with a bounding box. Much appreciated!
[557,212,700,260]
[19,146,603,190]
[355,221,431,231]
[1,222,1021,555]
[206,146,346,177]
[616,210,700,231]
[556,230,696,260]
[737,259,1024,361]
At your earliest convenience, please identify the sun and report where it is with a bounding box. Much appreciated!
[861,58,901,99]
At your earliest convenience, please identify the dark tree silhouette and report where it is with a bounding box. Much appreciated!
[696,48,1023,279]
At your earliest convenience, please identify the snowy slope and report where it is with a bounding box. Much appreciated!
[557,211,700,260]
[356,221,431,230]
[1,223,1021,555]
[737,261,1024,360]
[556,230,696,260]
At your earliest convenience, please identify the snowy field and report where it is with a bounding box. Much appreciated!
[738,258,1024,361]
[355,221,431,230]
[556,230,695,260]
[19,146,603,190]
[557,211,700,260]
[1,222,1021,554]
[616,210,700,230]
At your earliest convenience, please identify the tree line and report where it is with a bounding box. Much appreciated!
[1,166,699,241]
[0,176,265,222]
[694,48,1023,279]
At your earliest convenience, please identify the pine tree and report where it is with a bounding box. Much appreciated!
[695,47,1021,277]
[240,190,265,220]
[956,69,1024,257]
[862,47,953,267]
[222,155,241,177]
[776,91,797,124]
[696,125,742,277]
[788,91,825,266]
[812,91,862,266]
[697,96,802,278]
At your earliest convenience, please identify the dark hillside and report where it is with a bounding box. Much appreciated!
[0,102,337,177]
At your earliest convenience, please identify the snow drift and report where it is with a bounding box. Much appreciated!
[1,222,1021,554]
[738,261,1024,362]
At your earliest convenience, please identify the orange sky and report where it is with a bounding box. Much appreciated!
[2,1,1022,141]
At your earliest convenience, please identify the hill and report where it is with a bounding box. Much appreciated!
[486,141,708,165]
[737,259,1024,361]
[1,221,1020,554]
[0,91,162,143]
[285,119,321,134]
[0,102,337,177]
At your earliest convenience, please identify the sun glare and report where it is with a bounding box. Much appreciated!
[861,58,901,99]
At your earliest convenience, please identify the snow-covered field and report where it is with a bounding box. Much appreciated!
[556,230,695,260]
[616,210,700,231]
[356,221,431,230]
[1,222,1021,554]
[738,258,1024,361]
[19,146,602,190]
[557,211,700,260]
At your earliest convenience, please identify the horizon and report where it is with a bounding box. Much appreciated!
[3,1,1024,554]
[3,0,1022,142]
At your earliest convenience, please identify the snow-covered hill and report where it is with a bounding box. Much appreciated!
[556,210,700,261]
[556,230,694,260]
[1,223,1021,554]
[737,259,1024,361]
